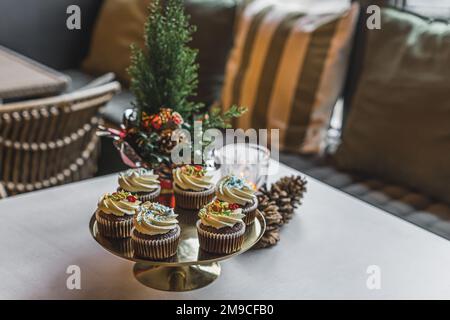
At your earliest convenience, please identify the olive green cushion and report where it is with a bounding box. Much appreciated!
[335,8,450,204]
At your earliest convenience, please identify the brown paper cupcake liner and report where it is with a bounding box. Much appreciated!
[117,186,161,203]
[131,226,181,260]
[173,184,215,210]
[196,221,246,254]
[95,210,133,238]
[113,238,134,257]
[242,198,258,225]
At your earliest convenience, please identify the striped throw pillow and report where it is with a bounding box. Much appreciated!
[221,1,359,153]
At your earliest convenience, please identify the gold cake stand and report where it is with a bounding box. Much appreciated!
[89,209,265,291]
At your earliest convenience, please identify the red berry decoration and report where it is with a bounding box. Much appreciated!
[172,112,183,125]
[229,203,240,210]
[127,195,137,203]
[151,115,162,130]
[142,119,150,130]
[118,128,127,139]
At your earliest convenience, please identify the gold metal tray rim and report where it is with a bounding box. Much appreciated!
[89,210,266,267]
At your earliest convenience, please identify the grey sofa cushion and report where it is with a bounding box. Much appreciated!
[0,0,103,69]
[279,152,450,241]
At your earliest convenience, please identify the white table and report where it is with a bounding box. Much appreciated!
[1,162,450,299]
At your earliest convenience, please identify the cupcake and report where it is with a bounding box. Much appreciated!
[118,168,161,202]
[173,165,215,210]
[216,175,258,225]
[131,202,181,260]
[196,200,246,254]
[95,191,141,238]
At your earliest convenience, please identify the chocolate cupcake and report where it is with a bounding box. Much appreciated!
[196,200,246,254]
[131,202,180,260]
[216,175,258,225]
[118,168,161,202]
[95,191,141,238]
[173,165,215,210]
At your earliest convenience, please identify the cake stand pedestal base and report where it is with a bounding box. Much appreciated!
[90,211,265,292]
[133,262,221,291]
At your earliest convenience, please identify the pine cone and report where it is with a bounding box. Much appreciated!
[159,128,177,154]
[271,175,307,224]
[253,187,283,249]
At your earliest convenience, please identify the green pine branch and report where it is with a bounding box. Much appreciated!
[127,0,203,122]
[202,105,248,130]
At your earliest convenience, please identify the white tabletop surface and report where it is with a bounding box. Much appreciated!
[1,161,450,299]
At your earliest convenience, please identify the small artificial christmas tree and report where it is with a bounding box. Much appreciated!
[128,0,202,121]
[100,0,245,170]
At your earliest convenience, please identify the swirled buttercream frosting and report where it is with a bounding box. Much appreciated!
[97,191,141,217]
[118,168,160,193]
[216,175,256,206]
[133,202,179,235]
[198,200,245,229]
[173,165,213,191]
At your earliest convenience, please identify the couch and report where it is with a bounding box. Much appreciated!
[1,0,450,241]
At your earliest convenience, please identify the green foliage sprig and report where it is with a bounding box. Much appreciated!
[201,105,248,131]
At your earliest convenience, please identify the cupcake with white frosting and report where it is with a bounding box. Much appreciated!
[131,202,180,260]
[95,191,141,238]
[173,165,215,210]
[216,175,258,225]
[196,200,246,254]
[118,168,161,202]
